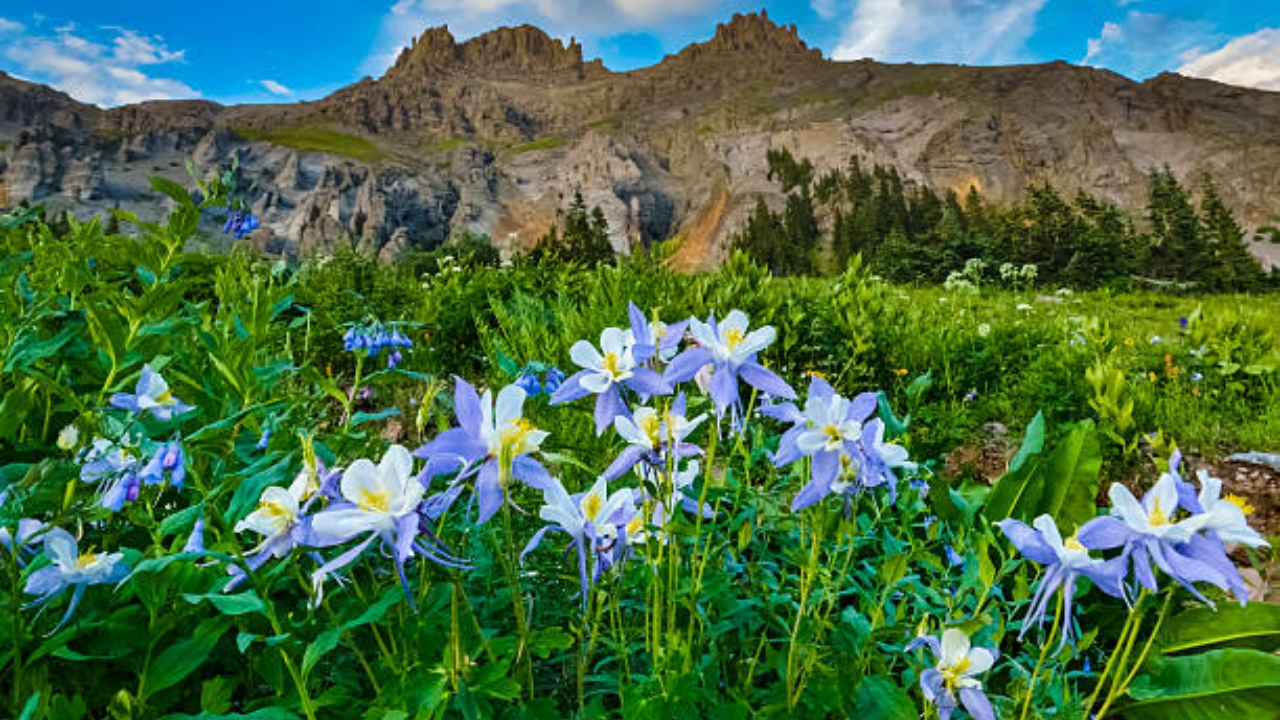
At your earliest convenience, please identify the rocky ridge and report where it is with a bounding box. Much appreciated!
[2,11,1279,268]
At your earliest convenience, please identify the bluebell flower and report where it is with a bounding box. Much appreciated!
[24,528,129,633]
[257,429,272,450]
[997,515,1127,647]
[109,365,192,422]
[223,211,259,239]
[552,326,673,435]
[945,545,966,570]
[543,366,565,395]
[139,441,185,489]
[79,438,143,511]
[309,445,467,607]
[1179,316,1189,329]
[906,628,998,720]
[183,517,205,554]
[664,310,795,425]
[515,371,543,397]
[416,378,553,524]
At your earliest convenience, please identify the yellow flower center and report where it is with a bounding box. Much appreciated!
[1149,498,1171,527]
[725,328,745,351]
[258,499,295,521]
[156,389,174,405]
[640,413,662,446]
[602,352,624,378]
[499,418,536,455]
[627,515,644,537]
[581,492,604,522]
[943,657,973,691]
[76,551,98,569]
[357,487,392,513]
[1064,534,1086,552]
[822,424,842,444]
[1224,493,1255,516]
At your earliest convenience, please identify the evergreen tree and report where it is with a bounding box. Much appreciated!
[1199,176,1263,290]
[1145,168,1208,282]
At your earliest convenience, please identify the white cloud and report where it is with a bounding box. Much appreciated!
[1177,28,1280,91]
[0,17,24,33]
[260,79,293,96]
[1078,11,1219,81]
[1,22,197,106]
[831,0,1048,65]
[362,0,726,76]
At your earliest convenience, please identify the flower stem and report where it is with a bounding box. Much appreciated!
[1019,589,1064,720]
[1095,591,1174,720]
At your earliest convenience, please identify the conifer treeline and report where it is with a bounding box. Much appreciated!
[733,149,1273,290]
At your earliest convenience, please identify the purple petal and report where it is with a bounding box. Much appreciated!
[602,446,645,481]
[625,367,673,397]
[475,462,503,525]
[593,385,628,436]
[920,669,945,705]
[848,392,879,422]
[416,428,486,465]
[1077,516,1131,550]
[759,401,804,425]
[453,376,483,433]
[512,456,553,490]
[959,687,996,720]
[550,371,592,405]
[109,393,140,413]
[995,519,1059,566]
[708,364,739,414]
[664,347,714,384]
[1081,555,1129,601]
[739,362,796,400]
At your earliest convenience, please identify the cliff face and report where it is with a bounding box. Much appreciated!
[2,12,1279,267]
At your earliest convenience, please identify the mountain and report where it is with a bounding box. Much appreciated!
[2,11,1279,268]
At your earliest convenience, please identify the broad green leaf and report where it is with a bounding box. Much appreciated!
[183,591,267,617]
[852,676,916,719]
[1119,648,1280,720]
[1008,411,1045,474]
[301,587,402,677]
[145,617,231,695]
[1157,603,1280,654]
[1037,420,1102,527]
[350,407,402,426]
[158,709,300,720]
[150,177,196,210]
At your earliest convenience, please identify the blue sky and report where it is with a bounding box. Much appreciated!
[0,1,1275,107]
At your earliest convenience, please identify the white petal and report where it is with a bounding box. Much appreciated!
[42,528,78,571]
[720,310,750,337]
[311,508,380,542]
[1196,471,1223,508]
[736,326,776,357]
[579,372,613,394]
[939,628,970,667]
[687,319,717,348]
[570,340,604,371]
[795,430,830,455]
[379,445,414,485]
[494,385,527,426]
[1146,473,1179,518]
[600,327,629,356]
[614,416,647,447]
[1108,483,1145,524]
[964,647,995,676]
[340,459,382,504]
[1031,514,1064,551]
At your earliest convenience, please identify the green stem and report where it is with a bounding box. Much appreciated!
[1095,591,1174,720]
[1082,590,1147,720]
[1019,589,1064,720]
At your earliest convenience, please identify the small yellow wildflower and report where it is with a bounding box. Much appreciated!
[1224,493,1255,516]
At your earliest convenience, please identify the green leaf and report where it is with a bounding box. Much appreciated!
[145,617,231,695]
[302,587,402,677]
[350,407,401,427]
[1157,603,1280,654]
[1008,411,1045,474]
[158,709,300,720]
[1119,648,1280,720]
[150,177,196,210]
[183,591,267,617]
[1037,420,1102,527]
[852,676,916,719]
[17,692,40,720]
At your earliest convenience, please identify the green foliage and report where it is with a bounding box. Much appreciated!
[527,190,616,266]
[232,126,386,163]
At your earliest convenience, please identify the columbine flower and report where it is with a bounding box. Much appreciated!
[906,628,997,720]
[627,302,688,365]
[997,514,1126,647]
[109,365,192,421]
[521,476,636,607]
[1,519,45,565]
[79,438,142,512]
[664,310,795,424]
[309,445,464,606]
[24,528,128,632]
[229,469,315,587]
[1188,471,1267,548]
[763,376,878,510]
[602,394,706,481]
[416,379,552,524]
[552,325,673,434]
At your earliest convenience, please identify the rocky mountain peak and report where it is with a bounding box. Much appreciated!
[679,10,822,61]
[388,24,604,79]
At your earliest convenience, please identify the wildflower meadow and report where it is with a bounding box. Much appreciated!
[0,175,1277,720]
